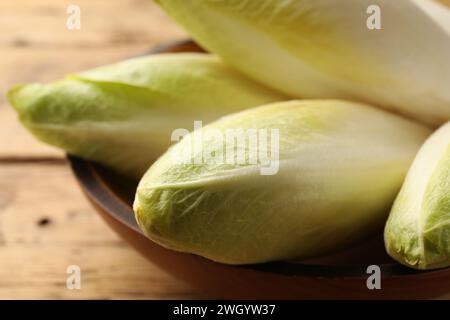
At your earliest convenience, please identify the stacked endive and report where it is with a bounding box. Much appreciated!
[8,0,450,269]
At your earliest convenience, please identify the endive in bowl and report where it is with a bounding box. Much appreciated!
[68,41,450,300]
[134,99,431,265]
[8,50,285,179]
[156,0,450,126]
[385,121,450,270]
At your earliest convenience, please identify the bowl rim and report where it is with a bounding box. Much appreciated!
[66,39,449,280]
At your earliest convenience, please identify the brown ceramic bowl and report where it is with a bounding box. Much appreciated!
[68,40,450,299]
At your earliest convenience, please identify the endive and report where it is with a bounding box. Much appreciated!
[8,53,285,178]
[385,121,450,270]
[134,100,431,264]
[156,0,450,126]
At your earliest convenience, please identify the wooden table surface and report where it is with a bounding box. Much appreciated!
[1,0,450,300]
[0,0,208,299]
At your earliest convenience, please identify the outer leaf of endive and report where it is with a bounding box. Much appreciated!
[156,0,450,126]
[385,121,450,270]
[8,53,285,179]
[134,100,432,265]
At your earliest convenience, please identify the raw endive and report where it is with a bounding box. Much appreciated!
[8,53,285,178]
[385,121,450,270]
[156,0,450,126]
[134,100,431,264]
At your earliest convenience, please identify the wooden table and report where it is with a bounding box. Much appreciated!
[2,0,450,300]
[0,0,206,299]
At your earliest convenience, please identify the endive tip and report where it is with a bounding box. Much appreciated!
[7,83,28,114]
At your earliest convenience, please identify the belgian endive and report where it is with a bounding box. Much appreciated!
[134,100,431,264]
[385,121,450,270]
[156,0,450,126]
[8,53,285,178]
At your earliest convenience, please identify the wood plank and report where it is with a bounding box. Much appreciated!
[0,161,204,299]
[0,0,187,48]
[0,246,205,299]
[0,0,187,159]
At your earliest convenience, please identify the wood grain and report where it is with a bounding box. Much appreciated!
[0,161,204,299]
